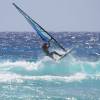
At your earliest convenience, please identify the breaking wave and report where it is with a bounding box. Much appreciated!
[0,55,100,83]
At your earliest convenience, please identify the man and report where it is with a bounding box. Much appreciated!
[42,43,62,59]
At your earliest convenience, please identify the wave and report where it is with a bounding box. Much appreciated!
[0,72,100,84]
[0,55,100,74]
[0,72,87,83]
[0,55,100,83]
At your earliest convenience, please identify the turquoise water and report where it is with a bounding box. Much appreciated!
[0,32,100,100]
[0,56,100,100]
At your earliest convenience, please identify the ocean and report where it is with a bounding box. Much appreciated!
[0,32,100,100]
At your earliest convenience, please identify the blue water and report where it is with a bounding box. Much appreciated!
[0,32,100,100]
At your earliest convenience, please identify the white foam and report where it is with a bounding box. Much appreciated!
[65,97,77,100]
[0,72,87,83]
[0,60,43,71]
[0,73,23,83]
[0,55,99,83]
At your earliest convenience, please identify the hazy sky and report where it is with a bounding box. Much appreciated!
[0,0,100,32]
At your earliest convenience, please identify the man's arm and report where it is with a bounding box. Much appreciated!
[48,38,52,48]
[48,42,50,48]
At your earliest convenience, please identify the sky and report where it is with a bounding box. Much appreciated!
[0,0,100,32]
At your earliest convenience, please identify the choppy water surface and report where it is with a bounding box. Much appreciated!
[0,32,100,100]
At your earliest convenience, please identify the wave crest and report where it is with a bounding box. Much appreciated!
[0,55,100,75]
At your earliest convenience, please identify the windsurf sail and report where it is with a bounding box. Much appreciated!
[13,3,66,52]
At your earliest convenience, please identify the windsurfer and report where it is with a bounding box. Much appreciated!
[42,43,62,59]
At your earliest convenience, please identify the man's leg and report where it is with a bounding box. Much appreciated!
[50,51,62,57]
